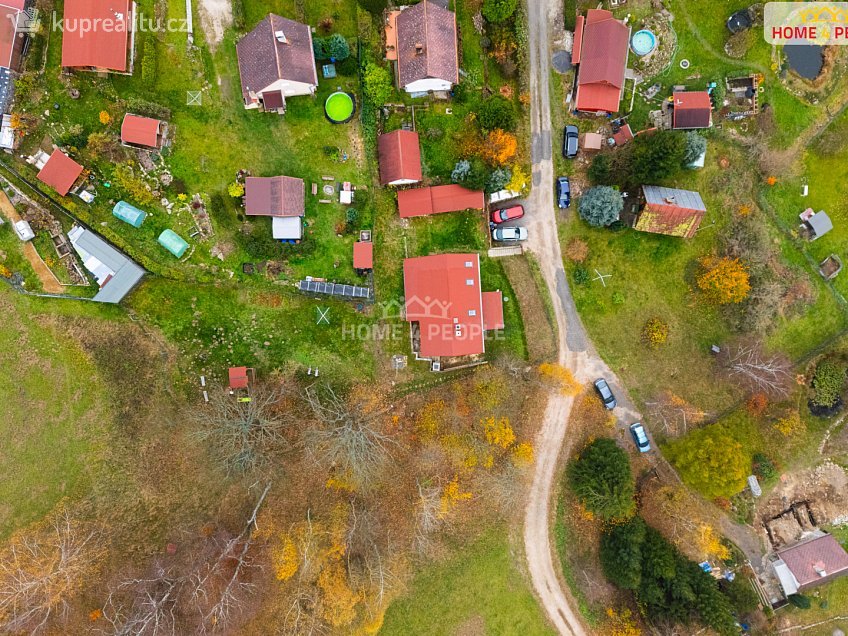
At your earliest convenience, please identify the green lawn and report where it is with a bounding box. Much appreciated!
[0,288,112,538]
[381,527,555,636]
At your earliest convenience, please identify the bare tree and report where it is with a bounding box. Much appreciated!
[304,385,396,485]
[0,509,103,634]
[412,481,443,555]
[100,566,181,636]
[194,383,291,474]
[722,343,792,397]
[644,392,708,437]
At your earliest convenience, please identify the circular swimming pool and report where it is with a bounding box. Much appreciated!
[631,30,658,56]
[325,92,355,124]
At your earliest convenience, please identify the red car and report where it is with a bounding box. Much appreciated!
[491,204,525,224]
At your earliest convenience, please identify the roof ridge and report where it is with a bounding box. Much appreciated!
[270,15,283,81]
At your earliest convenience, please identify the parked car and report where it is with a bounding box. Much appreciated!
[563,125,579,159]
[593,378,616,409]
[492,226,528,242]
[491,204,525,224]
[629,422,651,453]
[556,177,571,209]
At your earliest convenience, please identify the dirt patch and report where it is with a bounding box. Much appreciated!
[454,615,486,636]
[758,463,848,545]
[501,256,557,363]
[197,0,232,48]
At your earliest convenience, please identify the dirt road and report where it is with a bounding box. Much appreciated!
[521,1,640,634]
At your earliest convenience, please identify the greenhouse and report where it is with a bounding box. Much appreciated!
[158,229,189,258]
[112,201,147,228]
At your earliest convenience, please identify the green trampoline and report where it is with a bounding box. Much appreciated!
[325,91,355,124]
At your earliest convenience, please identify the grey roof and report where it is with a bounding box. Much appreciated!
[808,211,833,237]
[642,185,706,211]
[72,228,145,303]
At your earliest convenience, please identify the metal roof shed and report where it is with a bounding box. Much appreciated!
[68,226,145,303]
[113,201,147,228]
[158,229,189,258]
[808,212,833,240]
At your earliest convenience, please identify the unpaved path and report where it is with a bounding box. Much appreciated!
[521,1,639,634]
[197,0,231,48]
[0,192,63,294]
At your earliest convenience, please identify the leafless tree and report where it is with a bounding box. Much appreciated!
[304,385,396,485]
[194,383,292,474]
[99,566,181,636]
[722,343,793,397]
[0,509,103,634]
[187,482,271,633]
[412,481,443,555]
[644,392,708,437]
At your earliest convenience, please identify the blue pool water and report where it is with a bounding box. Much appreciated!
[631,30,657,56]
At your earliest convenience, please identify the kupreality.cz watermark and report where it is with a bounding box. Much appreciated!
[47,10,190,35]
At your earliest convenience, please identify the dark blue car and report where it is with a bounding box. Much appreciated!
[557,176,571,209]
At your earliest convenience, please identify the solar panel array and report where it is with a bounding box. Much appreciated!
[298,280,372,299]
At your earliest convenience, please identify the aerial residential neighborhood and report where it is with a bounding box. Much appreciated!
[1,0,848,634]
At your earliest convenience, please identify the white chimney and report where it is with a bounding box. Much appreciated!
[665,196,676,204]
[275,30,287,44]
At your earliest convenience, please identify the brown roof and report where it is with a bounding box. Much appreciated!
[37,150,84,196]
[612,123,633,146]
[397,185,485,218]
[61,0,132,71]
[244,176,305,217]
[574,9,629,113]
[635,185,706,238]
[353,241,373,269]
[236,14,318,101]
[779,534,848,590]
[396,1,458,88]
[121,114,162,148]
[378,130,422,185]
[672,91,713,129]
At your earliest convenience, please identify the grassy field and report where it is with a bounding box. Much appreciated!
[381,528,555,636]
[0,288,111,538]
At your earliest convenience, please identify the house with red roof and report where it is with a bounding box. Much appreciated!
[671,91,713,129]
[397,185,484,219]
[61,0,135,73]
[386,0,458,94]
[378,130,422,186]
[245,175,305,242]
[236,14,318,113]
[121,114,165,149]
[353,240,373,273]
[773,533,848,596]
[633,185,706,238]
[0,0,28,74]
[403,253,504,363]
[572,9,630,114]
[36,149,84,196]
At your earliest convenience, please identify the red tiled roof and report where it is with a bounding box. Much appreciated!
[572,15,585,64]
[121,114,162,148]
[404,253,485,358]
[482,291,504,330]
[397,185,485,218]
[244,176,305,217]
[37,150,84,196]
[0,6,20,69]
[635,185,707,238]
[353,241,373,270]
[612,123,633,146]
[228,366,250,389]
[779,535,848,589]
[378,130,422,185]
[396,0,458,88]
[672,91,713,129]
[236,14,318,103]
[61,0,132,71]
[574,10,629,113]
[0,0,26,11]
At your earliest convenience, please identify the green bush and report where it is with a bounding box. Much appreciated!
[587,154,612,185]
[811,360,845,408]
[141,40,156,89]
[362,63,393,106]
[478,96,517,132]
[789,593,812,610]
[483,0,519,23]
[752,452,777,480]
[720,575,760,614]
[579,186,623,227]
[357,0,387,14]
[666,423,748,499]
[567,438,635,521]
[232,0,245,30]
[573,266,589,285]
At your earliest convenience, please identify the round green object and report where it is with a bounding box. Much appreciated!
[324,92,355,123]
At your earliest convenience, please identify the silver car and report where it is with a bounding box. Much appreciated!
[492,226,528,242]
